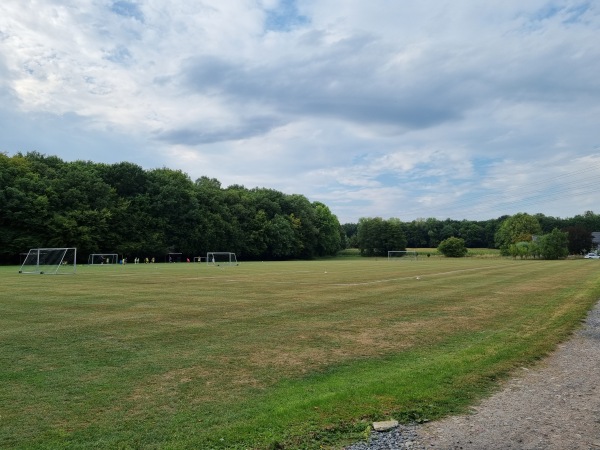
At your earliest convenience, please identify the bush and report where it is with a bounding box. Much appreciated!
[438,237,468,257]
[539,228,569,260]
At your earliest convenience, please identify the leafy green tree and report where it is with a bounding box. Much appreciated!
[567,211,600,234]
[495,213,542,254]
[425,218,443,247]
[539,228,569,260]
[459,221,485,248]
[245,209,269,258]
[357,217,382,256]
[439,222,457,241]
[535,213,563,234]
[265,214,295,259]
[313,202,342,256]
[145,168,201,255]
[508,241,540,259]
[357,217,406,257]
[47,161,118,255]
[384,218,408,253]
[341,223,358,248]
[194,177,228,255]
[437,237,468,257]
[283,194,319,258]
[0,154,51,261]
[403,219,429,248]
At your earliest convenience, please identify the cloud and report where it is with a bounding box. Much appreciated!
[1,1,600,223]
[178,32,469,131]
[157,115,286,145]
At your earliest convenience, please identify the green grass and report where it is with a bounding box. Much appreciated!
[2,258,600,449]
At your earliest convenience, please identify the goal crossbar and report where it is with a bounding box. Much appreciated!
[206,252,238,266]
[19,248,77,274]
[388,250,418,260]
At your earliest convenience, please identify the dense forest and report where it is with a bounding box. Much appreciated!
[2,152,599,265]
[0,152,343,264]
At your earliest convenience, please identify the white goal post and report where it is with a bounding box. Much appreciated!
[88,253,119,265]
[193,256,207,262]
[206,252,238,266]
[19,248,77,274]
[388,250,418,260]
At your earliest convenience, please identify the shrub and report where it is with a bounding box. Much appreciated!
[438,237,468,257]
[539,228,569,260]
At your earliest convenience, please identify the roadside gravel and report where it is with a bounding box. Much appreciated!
[346,301,600,450]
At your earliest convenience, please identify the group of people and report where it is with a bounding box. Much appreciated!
[122,257,156,264]
[121,256,194,264]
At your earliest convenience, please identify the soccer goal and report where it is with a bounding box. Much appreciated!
[388,250,418,260]
[19,248,77,274]
[88,253,118,265]
[193,256,207,263]
[207,252,238,266]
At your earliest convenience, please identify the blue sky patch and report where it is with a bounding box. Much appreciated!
[563,2,591,23]
[105,46,133,65]
[111,1,144,22]
[265,0,309,32]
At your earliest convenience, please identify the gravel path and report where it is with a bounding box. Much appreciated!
[346,301,600,450]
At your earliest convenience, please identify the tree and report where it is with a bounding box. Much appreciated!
[283,194,319,258]
[539,228,569,260]
[568,210,600,233]
[495,213,542,254]
[562,226,593,255]
[341,223,358,248]
[403,218,431,248]
[265,214,295,259]
[440,223,457,241]
[508,241,539,259]
[357,217,406,257]
[313,202,342,256]
[459,221,485,248]
[437,237,468,257]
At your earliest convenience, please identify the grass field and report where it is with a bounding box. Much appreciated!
[2,257,600,449]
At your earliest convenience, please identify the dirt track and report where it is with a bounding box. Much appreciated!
[346,301,600,449]
[411,301,600,449]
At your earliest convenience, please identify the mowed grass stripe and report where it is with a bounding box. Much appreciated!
[1,259,599,449]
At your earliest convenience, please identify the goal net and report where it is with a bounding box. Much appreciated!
[207,252,238,266]
[19,248,77,274]
[388,250,418,260]
[88,253,119,265]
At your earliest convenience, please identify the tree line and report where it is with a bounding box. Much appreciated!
[3,152,599,265]
[346,212,600,257]
[0,152,343,264]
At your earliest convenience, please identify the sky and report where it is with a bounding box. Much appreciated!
[1,1,599,224]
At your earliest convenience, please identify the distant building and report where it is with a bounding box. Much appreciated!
[592,232,600,251]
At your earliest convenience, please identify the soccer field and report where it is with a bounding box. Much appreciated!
[2,258,600,449]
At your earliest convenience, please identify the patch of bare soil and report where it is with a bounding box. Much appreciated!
[412,301,600,450]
